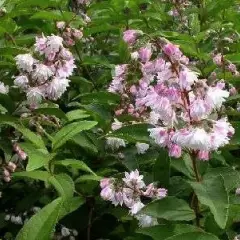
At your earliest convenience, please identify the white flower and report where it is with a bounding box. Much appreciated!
[131,51,139,60]
[135,214,158,228]
[123,170,145,189]
[32,64,53,83]
[148,111,160,125]
[15,54,36,72]
[136,142,149,154]
[26,87,44,104]
[55,59,76,78]
[148,127,169,147]
[14,75,29,89]
[172,128,211,151]
[111,118,123,131]
[190,98,212,120]
[46,77,70,100]
[179,68,198,90]
[129,201,145,215]
[46,35,63,53]
[4,214,10,221]
[100,186,114,201]
[106,137,126,150]
[206,87,229,109]
[0,82,9,94]
[61,227,70,237]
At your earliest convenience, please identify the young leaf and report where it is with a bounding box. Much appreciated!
[141,197,195,221]
[66,109,90,121]
[190,175,229,229]
[52,121,97,150]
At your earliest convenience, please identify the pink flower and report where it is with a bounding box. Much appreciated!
[213,53,222,66]
[198,150,209,161]
[190,98,212,120]
[100,178,111,189]
[169,144,182,158]
[100,186,114,201]
[138,46,152,63]
[179,68,198,90]
[123,30,140,45]
[123,170,145,189]
[163,43,182,61]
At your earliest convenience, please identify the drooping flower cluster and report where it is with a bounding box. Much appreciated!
[14,34,76,107]
[108,30,235,161]
[100,170,167,227]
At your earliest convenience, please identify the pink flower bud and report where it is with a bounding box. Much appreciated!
[115,109,124,116]
[66,39,75,46]
[73,30,83,39]
[3,176,11,182]
[3,168,10,177]
[213,53,222,66]
[7,162,17,172]
[230,87,237,96]
[18,150,27,160]
[130,85,137,95]
[163,43,182,60]
[138,47,152,63]
[13,144,20,153]
[56,21,66,29]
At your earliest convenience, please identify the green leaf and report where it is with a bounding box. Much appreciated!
[16,197,63,240]
[13,171,51,181]
[75,175,102,183]
[153,150,170,188]
[110,124,152,143]
[141,197,195,221]
[34,108,67,120]
[55,159,96,175]
[72,132,98,154]
[137,224,199,240]
[49,174,74,199]
[52,121,97,150]
[74,92,120,105]
[165,232,220,240]
[19,143,54,171]
[0,121,46,150]
[189,175,229,229]
[66,109,90,121]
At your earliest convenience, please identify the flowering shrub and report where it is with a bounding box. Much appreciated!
[0,0,240,240]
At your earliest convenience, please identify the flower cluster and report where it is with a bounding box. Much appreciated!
[14,34,76,107]
[2,162,17,182]
[108,30,235,161]
[100,170,167,227]
[56,21,83,46]
[213,53,239,77]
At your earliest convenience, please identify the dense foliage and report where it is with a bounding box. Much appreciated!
[0,0,240,239]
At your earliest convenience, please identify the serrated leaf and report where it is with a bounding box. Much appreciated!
[190,175,229,229]
[16,197,63,240]
[55,159,96,175]
[19,142,54,171]
[52,121,97,150]
[141,196,195,221]
[66,109,90,121]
